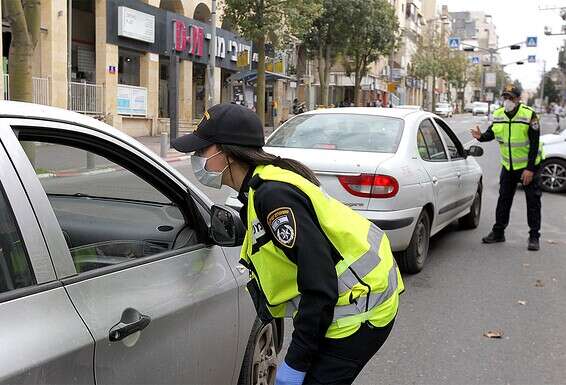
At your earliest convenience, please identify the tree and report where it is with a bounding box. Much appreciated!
[538,76,560,104]
[445,52,472,111]
[303,0,351,106]
[412,24,450,112]
[342,0,398,106]
[5,0,41,165]
[222,0,322,125]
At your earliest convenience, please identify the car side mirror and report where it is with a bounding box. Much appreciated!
[466,145,484,157]
[209,205,246,247]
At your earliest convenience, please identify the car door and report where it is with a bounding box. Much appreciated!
[6,119,240,385]
[433,118,478,215]
[0,126,94,385]
[416,118,459,229]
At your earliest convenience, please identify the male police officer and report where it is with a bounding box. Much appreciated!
[471,84,544,251]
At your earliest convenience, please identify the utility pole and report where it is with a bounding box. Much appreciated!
[67,0,72,109]
[207,0,217,106]
[540,60,546,109]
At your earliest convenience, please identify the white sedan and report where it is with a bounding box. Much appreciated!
[229,108,484,273]
[540,127,566,193]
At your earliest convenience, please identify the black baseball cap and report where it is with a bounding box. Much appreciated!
[171,103,264,153]
[502,84,521,98]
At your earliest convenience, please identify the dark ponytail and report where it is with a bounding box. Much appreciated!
[219,144,321,186]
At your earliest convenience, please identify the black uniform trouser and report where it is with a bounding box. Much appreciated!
[303,319,395,385]
[492,166,542,239]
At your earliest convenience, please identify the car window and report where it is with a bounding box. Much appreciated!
[417,129,430,160]
[19,140,199,275]
[266,114,404,153]
[433,118,464,160]
[0,183,36,293]
[418,119,447,161]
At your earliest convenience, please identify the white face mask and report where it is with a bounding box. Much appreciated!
[191,151,228,189]
[503,99,517,112]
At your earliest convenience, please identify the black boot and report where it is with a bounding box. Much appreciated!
[482,232,505,244]
[528,237,540,251]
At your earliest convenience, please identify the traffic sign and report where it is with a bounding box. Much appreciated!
[485,72,497,88]
[471,56,480,65]
[528,55,536,63]
[448,37,460,49]
[526,36,538,47]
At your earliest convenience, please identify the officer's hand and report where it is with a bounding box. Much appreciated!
[470,125,481,140]
[275,361,306,385]
[521,170,534,186]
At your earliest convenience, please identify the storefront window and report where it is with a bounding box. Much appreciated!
[118,49,141,86]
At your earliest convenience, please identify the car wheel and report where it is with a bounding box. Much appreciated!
[396,210,430,274]
[238,318,278,385]
[459,188,482,229]
[540,158,566,193]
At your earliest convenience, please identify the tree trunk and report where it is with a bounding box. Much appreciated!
[323,45,331,106]
[256,35,266,127]
[353,56,363,107]
[317,46,325,105]
[431,76,436,113]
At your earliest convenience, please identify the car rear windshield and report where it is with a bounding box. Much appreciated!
[266,114,404,153]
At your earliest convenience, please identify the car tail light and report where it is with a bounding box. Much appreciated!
[338,174,399,198]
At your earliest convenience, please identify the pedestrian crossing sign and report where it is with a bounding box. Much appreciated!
[471,56,480,65]
[448,37,460,49]
[526,36,537,47]
[528,55,536,63]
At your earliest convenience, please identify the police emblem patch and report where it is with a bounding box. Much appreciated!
[267,207,296,248]
[532,118,540,131]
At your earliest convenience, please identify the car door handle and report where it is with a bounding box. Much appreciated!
[432,177,438,184]
[109,308,151,342]
[457,171,461,178]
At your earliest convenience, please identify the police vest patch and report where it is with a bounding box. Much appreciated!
[531,118,540,131]
[267,207,296,248]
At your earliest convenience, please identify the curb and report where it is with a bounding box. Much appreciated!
[36,154,190,180]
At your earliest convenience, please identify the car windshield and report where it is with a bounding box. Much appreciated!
[266,114,404,153]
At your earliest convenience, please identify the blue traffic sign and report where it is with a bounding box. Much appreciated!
[448,37,460,49]
[528,55,536,63]
[526,36,538,47]
[471,56,480,64]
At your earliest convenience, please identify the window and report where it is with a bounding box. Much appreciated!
[0,184,35,293]
[21,140,198,274]
[418,119,447,161]
[434,118,464,160]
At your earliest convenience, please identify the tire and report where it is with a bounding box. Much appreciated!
[396,210,430,274]
[540,158,566,193]
[459,188,482,229]
[238,319,278,385]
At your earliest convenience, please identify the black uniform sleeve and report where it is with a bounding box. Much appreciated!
[478,125,495,142]
[527,112,541,172]
[254,181,338,372]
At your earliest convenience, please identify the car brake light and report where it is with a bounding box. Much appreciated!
[338,174,399,198]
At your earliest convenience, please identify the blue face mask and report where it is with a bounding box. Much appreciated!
[191,151,228,189]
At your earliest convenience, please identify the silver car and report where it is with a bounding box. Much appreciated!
[229,108,484,273]
[0,102,282,385]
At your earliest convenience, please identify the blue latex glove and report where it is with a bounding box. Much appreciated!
[275,361,306,385]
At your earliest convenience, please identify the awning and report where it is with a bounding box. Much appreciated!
[226,69,295,84]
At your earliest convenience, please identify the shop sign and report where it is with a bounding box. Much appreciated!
[173,20,252,65]
[118,7,155,44]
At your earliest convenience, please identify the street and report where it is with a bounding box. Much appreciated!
[31,112,566,384]
[168,113,566,384]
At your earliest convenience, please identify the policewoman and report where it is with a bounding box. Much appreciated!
[172,103,403,385]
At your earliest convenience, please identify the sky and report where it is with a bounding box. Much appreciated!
[439,0,566,90]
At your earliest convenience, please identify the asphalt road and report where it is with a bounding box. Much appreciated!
[32,112,566,384]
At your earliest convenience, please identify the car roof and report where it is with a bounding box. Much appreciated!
[301,107,422,119]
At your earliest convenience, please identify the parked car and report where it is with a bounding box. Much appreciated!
[464,103,475,113]
[0,101,282,385]
[227,108,483,273]
[435,103,453,118]
[540,127,566,193]
[472,102,489,116]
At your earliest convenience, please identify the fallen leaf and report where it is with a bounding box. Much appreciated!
[535,279,544,287]
[547,240,558,245]
[484,330,504,339]
[517,300,527,305]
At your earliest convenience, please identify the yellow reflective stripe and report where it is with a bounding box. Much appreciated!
[336,225,383,294]
[509,141,530,148]
[502,154,529,163]
[513,117,531,123]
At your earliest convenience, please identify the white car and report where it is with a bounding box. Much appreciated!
[228,108,483,273]
[472,102,489,116]
[435,103,453,118]
[397,105,423,111]
[540,127,566,193]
